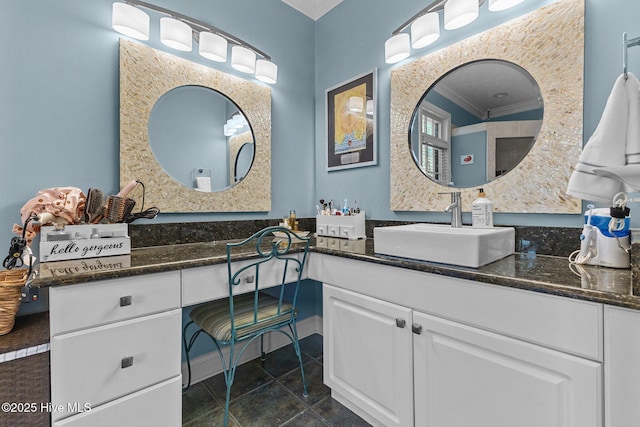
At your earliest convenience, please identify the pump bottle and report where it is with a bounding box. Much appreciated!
[471,188,493,228]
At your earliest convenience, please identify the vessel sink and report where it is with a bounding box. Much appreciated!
[373,223,515,268]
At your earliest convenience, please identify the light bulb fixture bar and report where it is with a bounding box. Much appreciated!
[123,0,270,60]
[112,0,278,83]
[391,0,485,35]
[385,0,525,64]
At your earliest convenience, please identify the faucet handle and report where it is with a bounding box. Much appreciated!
[438,191,461,201]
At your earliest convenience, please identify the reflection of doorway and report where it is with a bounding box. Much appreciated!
[495,137,535,177]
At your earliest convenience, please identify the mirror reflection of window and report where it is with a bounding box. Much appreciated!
[409,59,543,188]
[417,103,451,185]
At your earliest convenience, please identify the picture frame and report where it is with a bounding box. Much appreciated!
[326,69,377,171]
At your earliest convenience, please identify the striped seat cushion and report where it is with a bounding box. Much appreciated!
[190,293,295,342]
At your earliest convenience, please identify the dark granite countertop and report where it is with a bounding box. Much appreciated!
[31,237,639,310]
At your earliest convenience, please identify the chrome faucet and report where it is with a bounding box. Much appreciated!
[440,191,462,228]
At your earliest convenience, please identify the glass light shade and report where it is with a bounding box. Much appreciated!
[385,33,410,64]
[366,99,374,116]
[231,46,256,74]
[160,17,192,51]
[488,0,525,11]
[348,96,364,113]
[199,32,227,62]
[444,0,479,30]
[230,114,244,129]
[112,2,149,40]
[255,59,278,84]
[411,12,440,49]
[223,123,236,136]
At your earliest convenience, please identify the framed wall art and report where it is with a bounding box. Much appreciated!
[326,70,377,171]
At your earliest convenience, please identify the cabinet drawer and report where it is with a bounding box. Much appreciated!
[339,226,355,238]
[182,256,302,306]
[50,271,181,335]
[53,376,182,427]
[51,309,181,421]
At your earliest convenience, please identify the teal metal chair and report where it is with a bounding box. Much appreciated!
[183,226,310,426]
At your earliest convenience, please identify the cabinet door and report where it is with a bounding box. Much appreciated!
[413,311,602,427]
[604,306,640,427]
[323,284,413,427]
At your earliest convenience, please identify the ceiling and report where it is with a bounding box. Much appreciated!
[433,60,543,120]
[281,0,343,20]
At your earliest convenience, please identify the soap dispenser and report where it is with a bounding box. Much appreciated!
[472,188,493,228]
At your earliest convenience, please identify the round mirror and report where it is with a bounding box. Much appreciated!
[409,59,543,188]
[148,85,254,192]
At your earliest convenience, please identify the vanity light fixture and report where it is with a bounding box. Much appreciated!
[223,123,237,136]
[385,33,411,64]
[112,2,150,40]
[111,0,278,83]
[160,17,192,51]
[199,32,227,62]
[255,59,278,84]
[384,0,526,63]
[231,45,256,74]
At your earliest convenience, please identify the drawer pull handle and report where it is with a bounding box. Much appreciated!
[119,296,132,307]
[121,356,134,369]
[412,323,423,335]
[396,318,406,328]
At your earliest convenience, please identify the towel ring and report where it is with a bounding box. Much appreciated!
[623,32,640,80]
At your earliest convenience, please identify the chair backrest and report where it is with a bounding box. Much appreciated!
[225,226,310,338]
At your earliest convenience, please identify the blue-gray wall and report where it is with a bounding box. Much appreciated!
[451,132,488,188]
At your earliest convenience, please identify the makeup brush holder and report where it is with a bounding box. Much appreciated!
[39,224,130,262]
[316,211,366,240]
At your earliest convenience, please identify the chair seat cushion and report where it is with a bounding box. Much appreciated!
[190,293,295,342]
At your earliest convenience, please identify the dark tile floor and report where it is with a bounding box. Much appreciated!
[182,334,372,426]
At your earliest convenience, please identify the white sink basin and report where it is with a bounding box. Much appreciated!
[373,223,515,268]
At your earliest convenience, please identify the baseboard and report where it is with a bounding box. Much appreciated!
[182,315,323,386]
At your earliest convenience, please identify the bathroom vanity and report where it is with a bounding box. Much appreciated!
[31,236,640,427]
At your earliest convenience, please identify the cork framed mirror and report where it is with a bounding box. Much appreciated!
[390,0,584,213]
[119,40,271,212]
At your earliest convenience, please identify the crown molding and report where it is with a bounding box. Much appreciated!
[282,0,343,20]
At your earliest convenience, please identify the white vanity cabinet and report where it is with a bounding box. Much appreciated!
[414,312,601,427]
[323,285,414,427]
[49,271,182,427]
[320,255,604,427]
[604,306,640,427]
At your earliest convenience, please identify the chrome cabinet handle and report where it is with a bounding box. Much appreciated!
[396,318,406,328]
[119,295,132,307]
[121,356,134,369]
[412,323,423,335]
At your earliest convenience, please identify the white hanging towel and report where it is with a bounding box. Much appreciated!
[195,176,212,192]
[566,72,640,203]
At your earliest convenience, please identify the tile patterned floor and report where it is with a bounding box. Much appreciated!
[182,334,372,426]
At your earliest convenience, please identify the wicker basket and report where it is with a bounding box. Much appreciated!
[0,269,29,335]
